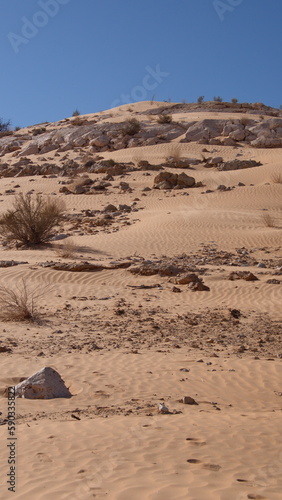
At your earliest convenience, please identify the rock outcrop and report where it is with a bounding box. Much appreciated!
[183,117,282,148]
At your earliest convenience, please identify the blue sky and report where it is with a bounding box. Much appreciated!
[1,0,282,128]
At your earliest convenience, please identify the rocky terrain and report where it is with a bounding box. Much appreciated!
[0,100,281,500]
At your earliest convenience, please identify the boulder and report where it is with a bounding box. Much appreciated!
[174,274,200,284]
[177,172,195,187]
[104,204,118,212]
[266,118,282,130]
[130,263,181,276]
[18,143,39,156]
[188,281,210,291]
[251,136,282,148]
[14,367,71,399]
[229,129,246,141]
[154,171,178,189]
[208,156,223,165]
[185,120,226,142]
[90,135,110,148]
[164,158,194,169]
[182,396,198,405]
[221,137,236,146]
[153,171,195,189]
[228,271,258,281]
[217,159,261,171]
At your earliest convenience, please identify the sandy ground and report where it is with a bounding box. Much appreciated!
[0,101,281,500]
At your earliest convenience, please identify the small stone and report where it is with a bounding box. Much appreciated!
[230,309,241,319]
[182,396,198,405]
[158,403,169,414]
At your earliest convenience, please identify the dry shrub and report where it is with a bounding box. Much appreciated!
[271,171,282,184]
[72,116,87,126]
[261,212,275,228]
[165,144,182,161]
[0,279,46,322]
[157,114,172,124]
[53,238,78,259]
[132,152,143,166]
[240,116,251,126]
[121,118,141,136]
[0,193,65,246]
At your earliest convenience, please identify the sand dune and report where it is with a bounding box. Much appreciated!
[0,101,281,499]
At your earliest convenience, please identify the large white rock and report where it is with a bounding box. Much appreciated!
[14,367,71,399]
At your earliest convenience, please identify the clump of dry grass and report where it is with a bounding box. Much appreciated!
[271,171,282,184]
[132,152,143,167]
[53,238,78,259]
[165,144,182,162]
[261,212,276,228]
[0,279,46,322]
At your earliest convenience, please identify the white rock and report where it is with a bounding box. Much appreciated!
[14,367,71,399]
[158,402,169,414]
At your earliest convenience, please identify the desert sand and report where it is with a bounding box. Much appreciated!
[0,101,281,500]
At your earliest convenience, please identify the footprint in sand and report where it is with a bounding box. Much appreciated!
[202,463,221,471]
[187,458,221,471]
[247,495,266,500]
[186,437,207,446]
[36,452,52,463]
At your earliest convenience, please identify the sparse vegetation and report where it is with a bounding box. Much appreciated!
[0,118,11,132]
[0,193,65,247]
[165,144,182,161]
[14,126,21,131]
[261,212,276,228]
[72,116,85,126]
[197,96,204,104]
[240,116,251,126]
[232,98,238,104]
[157,114,172,124]
[271,171,282,184]
[214,96,223,102]
[0,278,46,322]
[32,127,46,136]
[53,238,78,259]
[121,118,141,136]
[72,109,80,117]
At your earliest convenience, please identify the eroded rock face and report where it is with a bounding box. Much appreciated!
[184,117,282,148]
[14,367,71,399]
[18,143,39,156]
[185,120,226,142]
